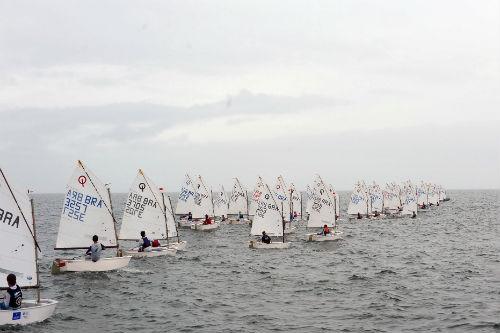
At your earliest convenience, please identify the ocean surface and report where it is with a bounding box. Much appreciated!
[3,190,499,332]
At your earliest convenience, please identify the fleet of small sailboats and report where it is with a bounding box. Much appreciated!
[0,160,451,327]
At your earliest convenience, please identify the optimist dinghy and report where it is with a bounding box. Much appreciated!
[248,177,290,249]
[118,169,183,258]
[304,174,340,242]
[52,160,131,273]
[0,168,58,326]
[228,178,251,224]
[175,174,203,228]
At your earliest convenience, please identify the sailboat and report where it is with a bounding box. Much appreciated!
[249,177,290,249]
[212,185,229,221]
[289,183,303,221]
[0,168,57,325]
[305,175,340,242]
[176,174,200,227]
[416,182,429,210]
[327,184,340,221]
[401,182,418,217]
[248,177,264,219]
[191,175,219,231]
[305,184,314,217]
[347,181,369,219]
[228,178,250,224]
[52,160,131,273]
[367,183,385,219]
[118,169,183,257]
[274,176,296,234]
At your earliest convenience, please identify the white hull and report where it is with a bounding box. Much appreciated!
[0,299,57,326]
[124,247,177,258]
[284,226,297,234]
[52,256,131,273]
[169,240,187,251]
[191,223,220,231]
[248,240,291,249]
[305,233,340,242]
[228,218,251,225]
[178,219,195,228]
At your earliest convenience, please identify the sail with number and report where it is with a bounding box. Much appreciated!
[195,175,214,217]
[416,182,428,206]
[274,176,291,221]
[0,168,38,287]
[328,184,340,218]
[368,183,383,213]
[213,185,229,217]
[250,178,283,237]
[290,183,302,217]
[248,177,264,216]
[305,184,314,214]
[402,183,418,215]
[55,160,117,249]
[307,175,336,228]
[119,170,172,240]
[175,174,198,216]
[347,182,368,216]
[228,178,248,215]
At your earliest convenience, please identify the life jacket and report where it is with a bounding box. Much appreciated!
[7,285,22,309]
[152,239,160,247]
[323,227,330,234]
[142,236,151,248]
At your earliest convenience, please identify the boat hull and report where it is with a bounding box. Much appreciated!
[0,299,57,326]
[228,218,251,225]
[169,240,187,251]
[248,240,291,249]
[284,226,297,234]
[124,247,176,258]
[191,223,220,231]
[305,233,339,242]
[52,256,132,273]
[178,220,195,228]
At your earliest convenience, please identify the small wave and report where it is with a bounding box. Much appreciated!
[377,269,396,275]
[349,274,367,280]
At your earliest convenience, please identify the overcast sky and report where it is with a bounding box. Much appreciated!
[1,0,499,192]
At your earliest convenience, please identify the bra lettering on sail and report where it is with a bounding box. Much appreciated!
[0,207,20,228]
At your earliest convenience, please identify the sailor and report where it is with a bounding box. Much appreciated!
[138,231,152,252]
[261,231,271,244]
[421,203,427,209]
[85,235,105,262]
[221,215,226,222]
[411,211,417,219]
[187,212,193,221]
[374,211,380,217]
[317,224,331,236]
[293,211,298,219]
[357,212,362,219]
[202,214,212,225]
[238,211,244,220]
[0,274,22,310]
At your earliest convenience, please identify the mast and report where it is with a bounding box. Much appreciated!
[281,201,285,243]
[168,195,180,243]
[106,185,120,255]
[160,192,170,246]
[30,197,41,303]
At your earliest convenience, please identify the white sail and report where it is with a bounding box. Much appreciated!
[383,184,401,212]
[347,182,368,215]
[416,182,428,206]
[119,170,167,240]
[328,184,340,218]
[55,160,117,249]
[195,175,214,218]
[250,178,283,237]
[248,177,264,216]
[402,184,418,215]
[0,169,38,288]
[290,183,302,217]
[274,176,291,221]
[175,174,198,216]
[213,185,229,217]
[368,183,383,213]
[307,175,336,228]
[305,184,314,214]
[228,178,248,215]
